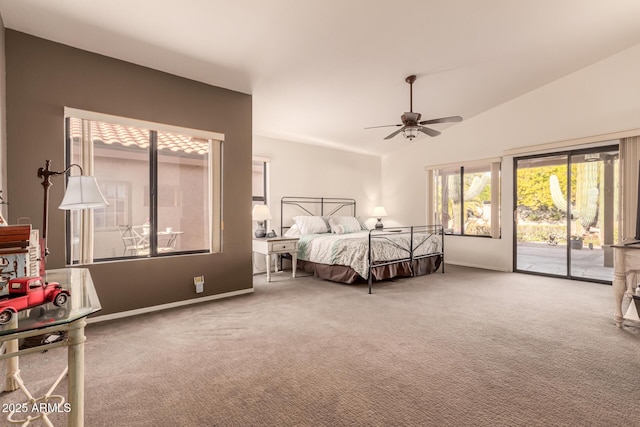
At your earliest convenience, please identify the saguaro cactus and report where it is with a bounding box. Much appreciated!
[446,172,490,226]
[576,162,599,228]
[448,173,490,202]
[549,162,599,230]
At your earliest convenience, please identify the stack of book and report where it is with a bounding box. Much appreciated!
[0,225,41,296]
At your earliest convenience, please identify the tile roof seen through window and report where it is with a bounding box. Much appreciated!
[68,119,210,154]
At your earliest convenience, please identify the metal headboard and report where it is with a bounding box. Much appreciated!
[281,197,356,235]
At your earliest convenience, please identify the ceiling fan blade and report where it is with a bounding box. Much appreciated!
[419,116,463,125]
[364,124,402,129]
[384,126,406,140]
[419,126,441,137]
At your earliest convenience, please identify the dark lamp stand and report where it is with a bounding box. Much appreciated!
[38,159,109,259]
[38,160,85,257]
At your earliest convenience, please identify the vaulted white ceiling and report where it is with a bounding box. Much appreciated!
[2,0,640,156]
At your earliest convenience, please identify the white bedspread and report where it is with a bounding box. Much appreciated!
[297,230,442,278]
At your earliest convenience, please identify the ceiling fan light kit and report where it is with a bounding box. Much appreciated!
[402,126,420,140]
[366,74,462,141]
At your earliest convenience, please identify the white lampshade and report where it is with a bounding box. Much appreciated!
[372,206,388,218]
[252,204,272,221]
[58,176,109,210]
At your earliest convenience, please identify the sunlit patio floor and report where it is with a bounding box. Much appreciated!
[516,242,613,282]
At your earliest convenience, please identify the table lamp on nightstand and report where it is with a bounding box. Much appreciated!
[252,204,272,238]
[372,206,388,229]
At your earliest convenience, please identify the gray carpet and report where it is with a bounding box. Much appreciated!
[1,265,639,426]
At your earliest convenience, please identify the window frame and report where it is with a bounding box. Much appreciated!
[252,158,268,204]
[427,158,501,238]
[252,157,270,232]
[64,108,224,264]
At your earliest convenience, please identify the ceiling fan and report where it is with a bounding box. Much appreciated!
[365,75,462,140]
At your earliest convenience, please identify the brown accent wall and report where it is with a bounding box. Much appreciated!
[0,18,6,217]
[5,30,252,316]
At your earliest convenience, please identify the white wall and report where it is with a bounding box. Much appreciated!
[253,136,382,230]
[382,42,640,271]
[252,135,381,273]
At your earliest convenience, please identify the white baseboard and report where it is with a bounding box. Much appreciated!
[87,288,254,324]
[445,261,511,272]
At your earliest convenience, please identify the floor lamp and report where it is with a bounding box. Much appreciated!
[38,159,109,259]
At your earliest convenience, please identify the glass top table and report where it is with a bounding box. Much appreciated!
[0,268,102,337]
[0,268,101,426]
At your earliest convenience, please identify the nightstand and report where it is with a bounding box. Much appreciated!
[252,237,299,282]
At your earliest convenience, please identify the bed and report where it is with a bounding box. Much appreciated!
[280,197,444,293]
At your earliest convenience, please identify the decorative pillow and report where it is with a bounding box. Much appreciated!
[284,224,301,237]
[328,216,362,234]
[332,224,346,235]
[293,216,329,234]
[357,216,369,230]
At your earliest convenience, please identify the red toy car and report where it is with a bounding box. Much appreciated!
[0,276,70,325]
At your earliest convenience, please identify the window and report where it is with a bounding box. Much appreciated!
[252,157,269,230]
[252,158,267,205]
[94,181,131,230]
[251,157,273,231]
[429,159,501,238]
[65,109,223,263]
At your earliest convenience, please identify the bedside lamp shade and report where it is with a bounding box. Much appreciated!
[372,206,388,229]
[372,206,388,218]
[252,204,272,238]
[252,204,272,221]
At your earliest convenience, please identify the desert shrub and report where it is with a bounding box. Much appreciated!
[517,223,567,243]
[465,221,491,236]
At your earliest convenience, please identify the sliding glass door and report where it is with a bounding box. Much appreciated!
[514,146,619,282]
[515,154,569,276]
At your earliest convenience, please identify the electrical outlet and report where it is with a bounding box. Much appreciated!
[194,276,204,293]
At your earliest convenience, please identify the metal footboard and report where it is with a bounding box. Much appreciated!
[367,225,444,294]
